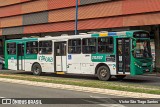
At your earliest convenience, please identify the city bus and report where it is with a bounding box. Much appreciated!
[4,30,153,81]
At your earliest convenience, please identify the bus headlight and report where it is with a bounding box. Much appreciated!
[134,62,142,68]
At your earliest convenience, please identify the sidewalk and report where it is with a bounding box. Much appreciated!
[0,78,160,98]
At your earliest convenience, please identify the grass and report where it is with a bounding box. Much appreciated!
[0,73,160,95]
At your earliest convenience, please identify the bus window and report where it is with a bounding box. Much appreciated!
[62,43,67,56]
[68,39,81,54]
[98,37,113,53]
[7,43,16,55]
[82,38,96,54]
[39,41,52,54]
[118,40,123,55]
[55,44,61,56]
[26,41,38,54]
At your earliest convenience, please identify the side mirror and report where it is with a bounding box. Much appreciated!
[131,41,136,52]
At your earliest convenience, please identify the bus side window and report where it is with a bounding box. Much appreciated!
[26,41,38,54]
[68,39,81,54]
[7,43,16,55]
[55,44,61,56]
[82,38,96,54]
[98,37,113,53]
[39,41,52,54]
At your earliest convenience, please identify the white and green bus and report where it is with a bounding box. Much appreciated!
[4,30,153,81]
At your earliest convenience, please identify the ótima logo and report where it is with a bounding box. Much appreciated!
[38,55,53,62]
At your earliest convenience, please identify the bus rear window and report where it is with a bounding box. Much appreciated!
[39,41,52,54]
[7,43,16,55]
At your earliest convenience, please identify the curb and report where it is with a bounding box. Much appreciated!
[0,78,160,98]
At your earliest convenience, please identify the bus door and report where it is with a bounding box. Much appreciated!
[116,38,130,74]
[54,42,67,72]
[17,44,25,70]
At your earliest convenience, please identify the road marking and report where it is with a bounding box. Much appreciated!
[0,96,5,98]
[99,104,125,107]
[87,95,126,107]
[83,99,126,107]
[89,95,126,107]
[90,95,108,98]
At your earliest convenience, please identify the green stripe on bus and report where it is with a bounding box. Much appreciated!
[91,34,99,37]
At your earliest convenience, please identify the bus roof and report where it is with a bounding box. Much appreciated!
[6,38,38,43]
[38,30,148,40]
[6,30,148,42]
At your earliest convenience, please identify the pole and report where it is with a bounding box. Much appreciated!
[75,0,78,35]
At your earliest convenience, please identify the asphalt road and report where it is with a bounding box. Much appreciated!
[0,82,121,107]
[0,82,159,107]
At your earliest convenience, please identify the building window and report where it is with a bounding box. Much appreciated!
[39,41,52,54]
[68,39,81,54]
[7,43,16,55]
[98,37,113,53]
[82,38,96,54]
[26,41,38,54]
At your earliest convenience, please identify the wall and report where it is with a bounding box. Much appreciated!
[0,0,160,35]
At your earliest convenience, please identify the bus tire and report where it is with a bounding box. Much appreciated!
[115,75,126,80]
[97,66,111,81]
[32,63,42,76]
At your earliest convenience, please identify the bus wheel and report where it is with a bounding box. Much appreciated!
[115,75,126,80]
[32,63,42,76]
[97,66,111,81]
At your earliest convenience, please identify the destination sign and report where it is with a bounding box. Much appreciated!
[133,32,149,38]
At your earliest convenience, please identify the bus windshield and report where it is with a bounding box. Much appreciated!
[133,39,152,58]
